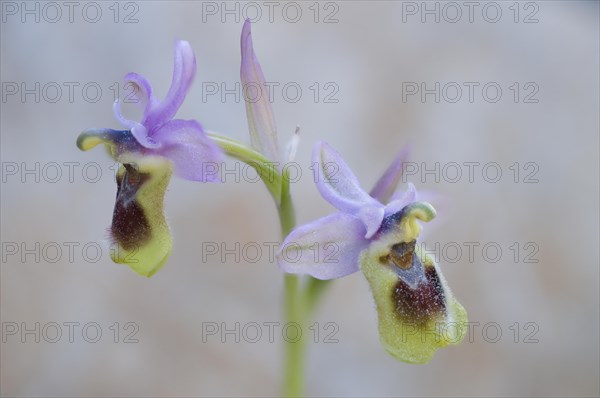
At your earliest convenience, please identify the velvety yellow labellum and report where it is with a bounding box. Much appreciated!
[360,202,467,364]
[110,156,173,277]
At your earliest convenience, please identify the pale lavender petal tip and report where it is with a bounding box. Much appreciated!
[171,40,196,98]
[384,182,418,216]
[312,141,381,214]
[144,40,196,130]
[241,19,252,50]
[390,181,417,204]
[276,212,368,280]
[370,145,411,204]
[240,19,280,162]
[123,72,154,113]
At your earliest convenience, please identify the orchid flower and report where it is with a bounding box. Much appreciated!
[277,141,467,364]
[77,40,223,277]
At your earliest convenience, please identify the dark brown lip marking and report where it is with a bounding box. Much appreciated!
[382,240,446,326]
[380,240,417,270]
[392,266,446,327]
[111,164,152,251]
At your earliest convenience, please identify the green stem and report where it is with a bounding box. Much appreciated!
[305,278,331,314]
[279,166,308,398]
[283,273,305,397]
[209,131,332,397]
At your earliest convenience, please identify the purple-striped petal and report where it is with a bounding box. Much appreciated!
[240,19,280,162]
[277,212,369,279]
[143,40,196,132]
[152,119,223,182]
[370,146,410,204]
[313,141,383,214]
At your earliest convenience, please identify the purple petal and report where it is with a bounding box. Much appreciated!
[358,205,385,239]
[369,145,410,204]
[112,99,138,130]
[152,119,223,182]
[240,19,280,162]
[123,72,157,112]
[112,100,160,149]
[277,212,369,280]
[312,141,383,214]
[384,182,418,216]
[144,40,196,131]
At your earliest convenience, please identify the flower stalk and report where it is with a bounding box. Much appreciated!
[209,130,319,397]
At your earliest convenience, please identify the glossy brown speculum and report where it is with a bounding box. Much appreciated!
[111,164,152,251]
[382,240,446,326]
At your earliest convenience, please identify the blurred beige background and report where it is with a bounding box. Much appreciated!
[1,1,599,396]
